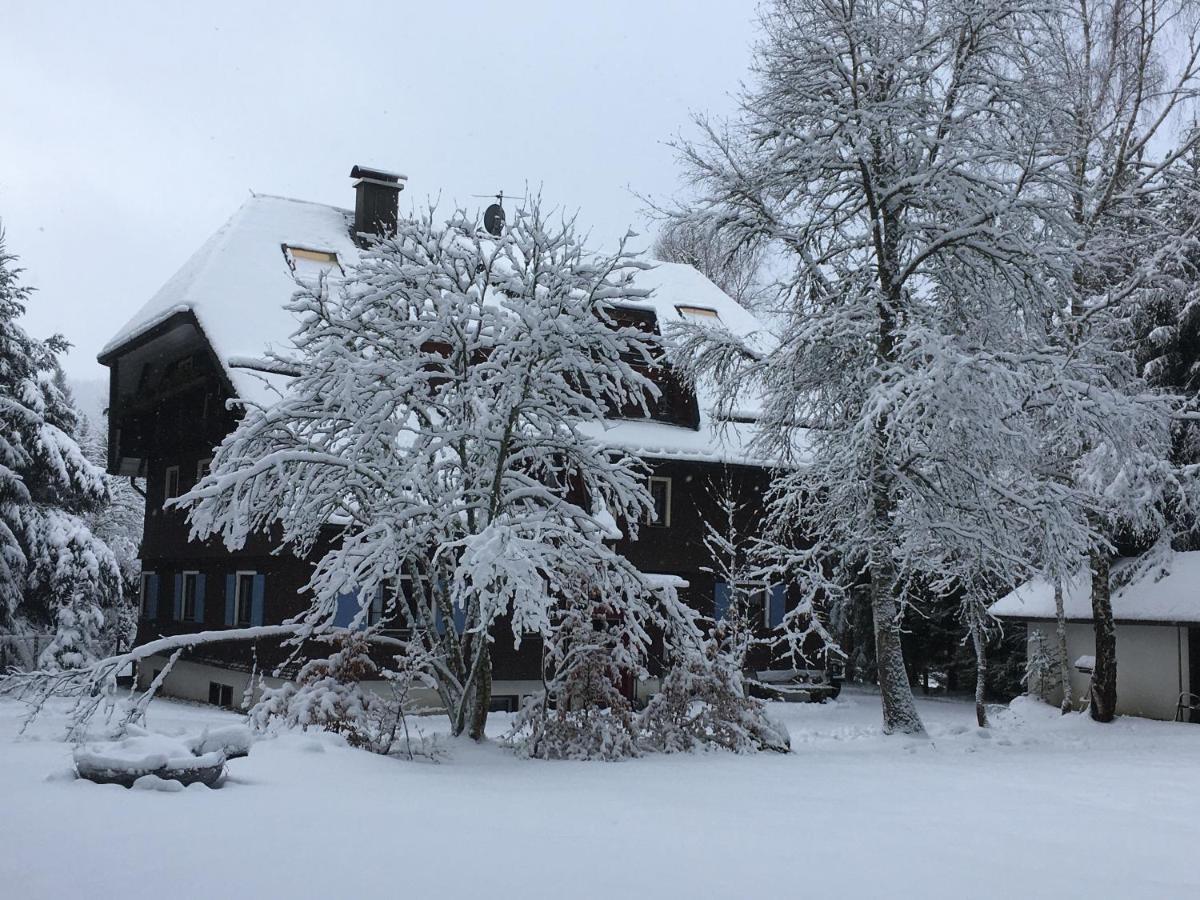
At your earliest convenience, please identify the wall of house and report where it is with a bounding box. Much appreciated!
[1027,621,1190,721]
[117,328,830,706]
[135,654,547,715]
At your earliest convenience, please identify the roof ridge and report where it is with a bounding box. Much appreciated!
[249,192,352,215]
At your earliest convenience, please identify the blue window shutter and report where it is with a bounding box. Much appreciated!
[434,604,445,636]
[173,574,183,620]
[195,574,206,623]
[224,574,236,626]
[333,591,357,628]
[452,601,466,634]
[147,575,159,619]
[768,584,786,629]
[714,581,731,622]
[251,574,265,626]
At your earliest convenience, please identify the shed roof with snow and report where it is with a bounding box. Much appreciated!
[100,193,779,466]
[989,552,1200,625]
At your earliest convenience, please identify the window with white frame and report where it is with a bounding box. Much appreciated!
[646,476,672,527]
[181,571,200,621]
[235,571,256,626]
[196,457,212,482]
[163,465,180,503]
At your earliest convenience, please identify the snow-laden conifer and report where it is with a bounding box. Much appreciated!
[0,227,120,669]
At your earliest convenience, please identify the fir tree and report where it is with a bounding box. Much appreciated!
[0,226,121,669]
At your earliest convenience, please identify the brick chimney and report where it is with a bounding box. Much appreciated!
[349,165,406,242]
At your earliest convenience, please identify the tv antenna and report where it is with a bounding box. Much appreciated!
[471,191,525,236]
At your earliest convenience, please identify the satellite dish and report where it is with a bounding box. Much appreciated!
[484,203,506,236]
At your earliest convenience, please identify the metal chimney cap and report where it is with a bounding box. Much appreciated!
[350,165,407,183]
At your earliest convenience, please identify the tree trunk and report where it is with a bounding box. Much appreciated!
[465,643,493,741]
[1089,551,1117,722]
[970,622,988,728]
[1054,579,1072,714]
[870,565,926,735]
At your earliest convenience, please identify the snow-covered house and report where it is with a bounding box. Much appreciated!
[991,555,1200,721]
[98,166,810,708]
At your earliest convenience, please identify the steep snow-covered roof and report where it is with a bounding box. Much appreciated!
[990,552,1200,624]
[101,194,777,464]
[101,195,361,406]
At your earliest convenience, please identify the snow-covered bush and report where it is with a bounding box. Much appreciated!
[250,633,401,753]
[639,640,790,754]
[509,598,642,760]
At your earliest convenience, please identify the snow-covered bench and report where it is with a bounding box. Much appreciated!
[73,725,253,788]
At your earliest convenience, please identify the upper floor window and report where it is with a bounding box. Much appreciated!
[676,305,721,324]
[181,571,200,622]
[164,465,180,503]
[234,571,256,627]
[646,476,672,527]
[283,245,342,281]
[196,458,212,482]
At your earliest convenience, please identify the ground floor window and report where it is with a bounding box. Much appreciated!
[208,682,233,707]
[646,476,672,526]
[139,572,157,618]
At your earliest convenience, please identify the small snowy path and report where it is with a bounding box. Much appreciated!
[1,687,1196,899]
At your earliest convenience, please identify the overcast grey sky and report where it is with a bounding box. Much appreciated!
[0,0,758,381]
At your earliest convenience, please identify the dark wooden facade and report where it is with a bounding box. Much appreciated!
[102,307,824,694]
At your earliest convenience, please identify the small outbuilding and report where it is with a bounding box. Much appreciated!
[991,553,1200,722]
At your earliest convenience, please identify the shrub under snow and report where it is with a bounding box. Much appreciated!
[249,634,403,754]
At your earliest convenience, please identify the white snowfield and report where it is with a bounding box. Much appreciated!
[2,688,1198,900]
[99,194,781,465]
[991,550,1200,623]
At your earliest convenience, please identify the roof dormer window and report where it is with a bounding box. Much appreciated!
[676,305,721,323]
[282,245,342,280]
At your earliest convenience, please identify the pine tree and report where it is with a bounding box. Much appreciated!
[0,226,121,669]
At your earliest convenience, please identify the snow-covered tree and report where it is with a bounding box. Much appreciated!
[509,589,644,760]
[638,636,791,754]
[0,226,121,670]
[249,632,422,754]
[665,0,1082,734]
[1038,0,1200,722]
[699,469,762,669]
[652,219,766,310]
[77,414,142,655]
[182,200,696,741]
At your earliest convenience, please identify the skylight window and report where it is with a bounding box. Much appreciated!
[282,244,342,279]
[676,305,721,323]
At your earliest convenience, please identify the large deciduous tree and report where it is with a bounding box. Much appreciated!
[1042,0,1200,722]
[665,0,1087,734]
[183,201,698,741]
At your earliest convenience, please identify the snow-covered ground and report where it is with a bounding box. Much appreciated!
[1,687,1196,899]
